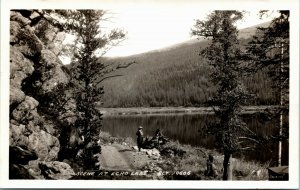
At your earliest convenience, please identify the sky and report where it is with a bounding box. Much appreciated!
[60,2,277,63]
[94,3,275,57]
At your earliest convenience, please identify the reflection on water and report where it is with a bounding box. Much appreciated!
[102,113,288,165]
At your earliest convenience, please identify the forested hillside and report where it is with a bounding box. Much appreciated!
[101,22,277,107]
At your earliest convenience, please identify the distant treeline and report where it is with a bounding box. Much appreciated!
[101,24,278,108]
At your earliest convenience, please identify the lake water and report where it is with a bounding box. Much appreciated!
[102,113,288,165]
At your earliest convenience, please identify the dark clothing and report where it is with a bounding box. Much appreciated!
[136,129,143,151]
[153,130,162,148]
[155,130,162,137]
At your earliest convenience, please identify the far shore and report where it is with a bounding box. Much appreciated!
[100,106,278,117]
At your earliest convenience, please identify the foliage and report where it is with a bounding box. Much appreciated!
[158,139,267,180]
[56,10,125,169]
[246,11,289,166]
[32,10,126,169]
[192,10,256,180]
[160,140,186,157]
[28,10,132,169]
[247,11,289,96]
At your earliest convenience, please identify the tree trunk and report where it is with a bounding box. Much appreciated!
[223,152,232,180]
[278,33,284,167]
[278,96,283,167]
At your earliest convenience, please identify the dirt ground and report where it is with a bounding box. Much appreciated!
[99,143,151,171]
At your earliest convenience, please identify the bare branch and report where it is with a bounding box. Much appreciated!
[94,74,123,86]
[238,136,260,144]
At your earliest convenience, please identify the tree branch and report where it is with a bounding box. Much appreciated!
[94,74,123,86]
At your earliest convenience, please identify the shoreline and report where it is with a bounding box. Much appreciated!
[98,131,269,180]
[100,106,278,117]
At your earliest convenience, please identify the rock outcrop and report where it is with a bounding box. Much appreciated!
[9,146,37,179]
[9,10,74,179]
[27,160,75,179]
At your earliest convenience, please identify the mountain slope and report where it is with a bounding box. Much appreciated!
[101,22,276,107]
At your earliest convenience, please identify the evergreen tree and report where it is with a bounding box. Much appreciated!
[37,10,126,169]
[65,10,125,169]
[247,11,289,166]
[192,11,252,180]
[30,10,133,169]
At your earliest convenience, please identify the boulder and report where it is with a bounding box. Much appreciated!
[146,148,161,158]
[9,145,38,179]
[9,163,35,179]
[10,46,34,87]
[11,96,39,123]
[10,87,26,105]
[10,21,21,43]
[48,32,65,55]
[28,160,75,179]
[132,146,138,151]
[43,121,57,136]
[10,11,31,26]
[28,130,60,161]
[152,148,160,157]
[15,25,43,57]
[39,49,69,92]
[10,124,30,146]
[29,11,40,20]
[9,146,38,165]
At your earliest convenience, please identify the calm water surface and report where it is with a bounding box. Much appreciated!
[102,113,288,165]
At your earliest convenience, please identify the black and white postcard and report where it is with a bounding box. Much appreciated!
[0,0,299,189]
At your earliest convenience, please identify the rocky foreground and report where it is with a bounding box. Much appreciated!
[9,10,73,179]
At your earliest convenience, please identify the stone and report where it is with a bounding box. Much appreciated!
[44,27,59,42]
[10,47,34,86]
[54,32,65,43]
[27,160,44,179]
[132,146,138,151]
[14,26,43,57]
[28,160,75,179]
[9,146,38,165]
[49,32,66,55]
[39,49,69,92]
[9,163,35,179]
[28,130,60,161]
[43,121,57,136]
[11,96,39,122]
[29,11,40,20]
[9,124,29,147]
[10,21,21,43]
[151,148,160,157]
[10,11,31,26]
[10,87,26,105]
[146,148,160,157]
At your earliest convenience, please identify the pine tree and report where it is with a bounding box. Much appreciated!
[247,11,289,166]
[44,10,126,169]
[192,11,251,180]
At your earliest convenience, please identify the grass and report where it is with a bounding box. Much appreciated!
[231,159,269,180]
[158,140,269,180]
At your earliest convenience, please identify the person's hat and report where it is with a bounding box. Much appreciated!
[138,126,143,129]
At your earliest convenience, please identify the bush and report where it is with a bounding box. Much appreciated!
[160,140,186,157]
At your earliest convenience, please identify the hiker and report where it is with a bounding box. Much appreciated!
[136,126,144,151]
[154,129,162,147]
[205,154,218,177]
